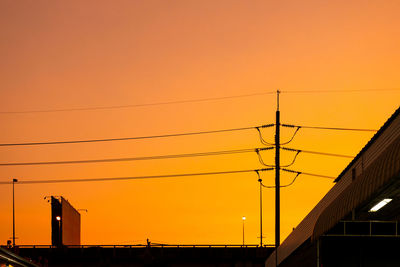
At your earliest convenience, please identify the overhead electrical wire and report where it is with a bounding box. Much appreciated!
[0,168,274,185]
[280,88,400,94]
[260,173,301,188]
[256,125,300,146]
[255,148,300,168]
[0,144,353,167]
[0,124,274,147]
[255,127,275,146]
[0,147,274,167]
[280,126,301,145]
[2,88,398,114]
[0,145,351,167]
[280,151,301,167]
[0,91,276,114]
[282,124,377,132]
[255,168,335,189]
[255,148,274,167]
[282,168,336,179]
[282,147,354,159]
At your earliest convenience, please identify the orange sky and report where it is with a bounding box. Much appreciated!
[1,1,400,246]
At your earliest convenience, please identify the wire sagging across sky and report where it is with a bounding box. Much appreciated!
[0,124,274,147]
[282,147,354,158]
[2,88,399,114]
[0,168,274,185]
[0,147,274,166]
[281,88,400,94]
[2,88,399,115]
[255,166,335,188]
[0,91,276,114]
[282,168,336,179]
[260,172,301,188]
[0,145,352,167]
[282,123,378,132]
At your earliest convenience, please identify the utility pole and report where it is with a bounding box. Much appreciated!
[258,178,263,247]
[275,90,281,265]
[12,178,18,248]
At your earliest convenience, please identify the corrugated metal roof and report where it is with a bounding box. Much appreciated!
[334,106,400,182]
[312,134,400,240]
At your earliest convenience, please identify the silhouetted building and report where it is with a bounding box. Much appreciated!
[51,196,81,246]
[266,107,400,266]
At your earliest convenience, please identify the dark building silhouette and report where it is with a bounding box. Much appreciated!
[266,107,400,266]
[51,196,81,246]
[18,245,273,266]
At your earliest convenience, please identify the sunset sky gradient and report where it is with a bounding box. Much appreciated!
[1,1,400,245]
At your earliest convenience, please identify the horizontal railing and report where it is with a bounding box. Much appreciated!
[325,220,399,237]
[14,244,275,249]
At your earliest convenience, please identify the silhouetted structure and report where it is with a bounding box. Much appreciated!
[51,196,81,246]
[0,247,39,267]
[266,107,400,266]
[17,244,273,267]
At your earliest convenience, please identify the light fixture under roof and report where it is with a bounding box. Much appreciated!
[369,198,392,212]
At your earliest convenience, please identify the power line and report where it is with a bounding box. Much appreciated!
[260,172,301,188]
[281,88,400,94]
[282,124,377,132]
[0,91,276,114]
[2,89,399,114]
[0,168,274,185]
[0,124,274,147]
[255,127,275,146]
[280,126,301,145]
[255,148,300,168]
[0,147,274,167]
[255,125,299,146]
[282,147,354,158]
[282,168,336,179]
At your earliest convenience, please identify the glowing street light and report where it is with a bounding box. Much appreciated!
[242,216,246,246]
[56,216,61,246]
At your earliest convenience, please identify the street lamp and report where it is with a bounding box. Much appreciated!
[56,216,61,246]
[12,178,18,248]
[242,216,246,246]
[258,178,263,247]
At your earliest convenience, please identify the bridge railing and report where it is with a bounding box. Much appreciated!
[16,244,275,249]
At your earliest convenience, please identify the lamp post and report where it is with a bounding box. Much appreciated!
[258,178,263,247]
[242,216,246,246]
[56,216,61,246]
[12,178,18,248]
